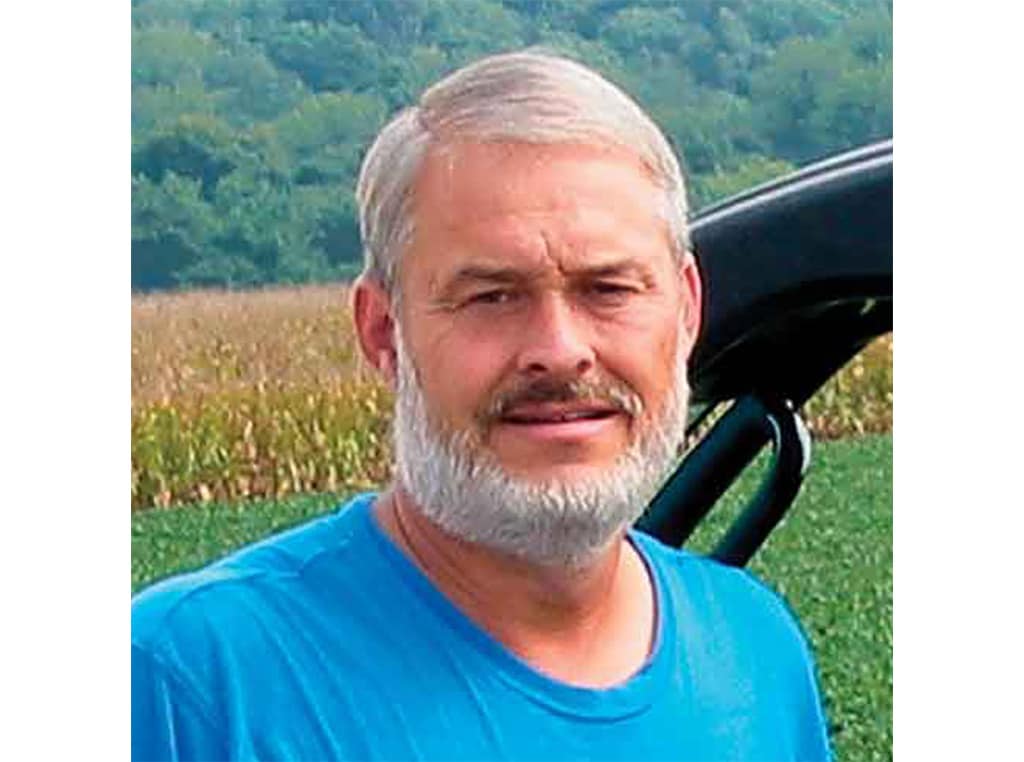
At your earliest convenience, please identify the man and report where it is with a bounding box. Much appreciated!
[133,51,831,761]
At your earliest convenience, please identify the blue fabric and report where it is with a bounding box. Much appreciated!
[132,494,832,761]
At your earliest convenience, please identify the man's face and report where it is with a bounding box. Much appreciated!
[396,141,697,486]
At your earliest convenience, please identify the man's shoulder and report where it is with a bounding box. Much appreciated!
[131,493,379,648]
[631,529,807,643]
[632,527,768,593]
[631,533,830,759]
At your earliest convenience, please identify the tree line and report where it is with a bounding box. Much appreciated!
[132,0,892,291]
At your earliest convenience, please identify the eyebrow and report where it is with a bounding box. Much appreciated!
[444,259,654,289]
[446,265,526,286]
[577,261,654,280]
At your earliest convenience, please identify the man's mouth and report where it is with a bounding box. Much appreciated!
[491,401,625,446]
[500,403,620,425]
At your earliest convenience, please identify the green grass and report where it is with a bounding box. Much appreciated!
[686,434,892,761]
[132,434,892,761]
[132,490,351,590]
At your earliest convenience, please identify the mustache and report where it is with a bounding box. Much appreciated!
[480,376,645,423]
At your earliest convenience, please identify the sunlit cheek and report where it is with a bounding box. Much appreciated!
[420,329,514,426]
[626,328,683,427]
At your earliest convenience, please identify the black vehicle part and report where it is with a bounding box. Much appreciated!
[710,399,810,567]
[640,140,892,565]
[638,397,811,567]
[688,140,892,406]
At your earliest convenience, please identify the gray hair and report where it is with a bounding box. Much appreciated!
[355,49,690,294]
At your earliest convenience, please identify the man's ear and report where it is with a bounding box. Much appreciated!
[352,276,398,386]
[679,251,703,356]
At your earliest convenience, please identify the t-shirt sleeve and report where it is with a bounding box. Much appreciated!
[787,619,833,761]
[748,573,834,761]
[132,643,226,762]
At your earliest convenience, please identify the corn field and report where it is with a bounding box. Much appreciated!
[132,285,893,510]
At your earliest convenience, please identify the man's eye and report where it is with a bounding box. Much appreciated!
[467,289,516,306]
[587,282,638,301]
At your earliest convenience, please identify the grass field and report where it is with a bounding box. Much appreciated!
[131,285,892,510]
[133,434,892,761]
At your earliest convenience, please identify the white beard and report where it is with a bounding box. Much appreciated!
[391,330,690,568]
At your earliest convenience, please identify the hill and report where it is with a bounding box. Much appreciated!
[132,0,892,291]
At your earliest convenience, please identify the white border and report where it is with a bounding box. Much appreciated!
[1,2,126,757]
[896,2,1024,757]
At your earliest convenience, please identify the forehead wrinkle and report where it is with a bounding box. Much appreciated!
[408,142,677,298]
[418,142,658,228]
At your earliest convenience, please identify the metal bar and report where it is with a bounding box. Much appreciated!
[711,400,811,567]
[638,396,773,547]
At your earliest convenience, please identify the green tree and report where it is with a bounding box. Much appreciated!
[129,0,892,291]
[132,24,220,88]
[384,45,451,107]
[133,83,220,132]
[600,5,697,64]
[200,171,294,286]
[739,0,844,45]
[422,0,526,60]
[528,29,629,85]
[264,21,382,93]
[262,91,387,182]
[293,0,433,47]
[202,42,308,123]
[691,154,796,208]
[132,174,215,290]
[750,12,891,163]
[501,0,606,38]
[132,114,246,199]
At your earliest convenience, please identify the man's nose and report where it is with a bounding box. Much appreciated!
[516,293,595,377]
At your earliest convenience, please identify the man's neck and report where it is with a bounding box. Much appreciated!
[374,487,656,689]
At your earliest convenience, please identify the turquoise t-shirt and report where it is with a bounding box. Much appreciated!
[132,494,831,761]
